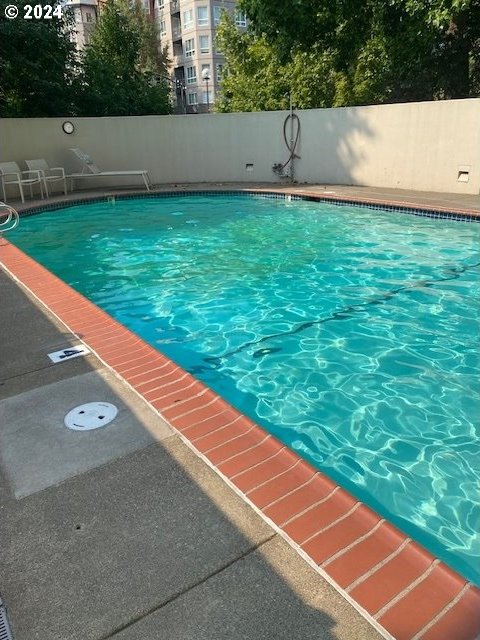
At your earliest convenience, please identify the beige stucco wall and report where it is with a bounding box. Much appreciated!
[296,99,480,193]
[1,98,479,195]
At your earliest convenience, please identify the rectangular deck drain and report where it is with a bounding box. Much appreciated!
[48,345,90,363]
[0,599,13,640]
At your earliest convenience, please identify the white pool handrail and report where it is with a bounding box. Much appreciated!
[0,201,19,233]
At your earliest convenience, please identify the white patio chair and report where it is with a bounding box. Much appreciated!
[0,162,44,203]
[26,159,67,197]
[68,148,151,191]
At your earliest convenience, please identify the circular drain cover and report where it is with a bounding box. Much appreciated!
[64,402,118,431]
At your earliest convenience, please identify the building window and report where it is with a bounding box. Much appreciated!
[216,63,224,80]
[187,92,198,105]
[157,0,164,7]
[184,38,195,57]
[182,8,193,29]
[213,5,223,25]
[85,10,93,22]
[235,10,247,27]
[186,65,197,84]
[199,34,210,54]
[160,19,166,35]
[197,6,208,26]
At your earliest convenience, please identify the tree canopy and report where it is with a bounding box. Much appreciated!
[215,0,480,111]
[0,0,171,117]
[0,0,78,116]
[75,0,170,116]
[215,17,337,112]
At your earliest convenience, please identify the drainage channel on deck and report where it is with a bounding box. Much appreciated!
[0,597,14,640]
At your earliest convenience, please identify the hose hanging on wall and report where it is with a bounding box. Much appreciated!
[272,109,301,180]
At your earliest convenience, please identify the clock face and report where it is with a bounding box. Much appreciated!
[62,121,74,134]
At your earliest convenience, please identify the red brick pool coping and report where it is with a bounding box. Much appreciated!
[2,191,480,640]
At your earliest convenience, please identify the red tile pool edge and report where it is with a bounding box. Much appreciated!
[2,238,479,640]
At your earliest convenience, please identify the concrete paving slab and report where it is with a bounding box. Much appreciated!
[0,353,102,401]
[0,269,94,389]
[0,369,172,497]
[113,535,382,640]
[0,440,273,640]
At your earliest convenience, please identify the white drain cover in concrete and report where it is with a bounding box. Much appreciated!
[64,402,118,431]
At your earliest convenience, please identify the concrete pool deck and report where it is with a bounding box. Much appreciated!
[1,183,479,640]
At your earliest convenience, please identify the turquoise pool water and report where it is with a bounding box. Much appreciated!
[10,195,480,584]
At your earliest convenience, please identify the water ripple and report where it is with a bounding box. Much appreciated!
[10,195,480,585]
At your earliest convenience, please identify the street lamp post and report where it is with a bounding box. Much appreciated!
[175,79,187,114]
[157,74,186,114]
[201,68,211,113]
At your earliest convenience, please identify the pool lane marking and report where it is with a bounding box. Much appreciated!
[203,259,480,366]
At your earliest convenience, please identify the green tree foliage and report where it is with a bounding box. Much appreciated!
[76,0,171,116]
[215,18,289,112]
[215,15,337,112]
[227,0,480,110]
[115,0,169,75]
[0,0,78,116]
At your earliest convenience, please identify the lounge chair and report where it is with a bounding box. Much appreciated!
[26,159,67,197]
[68,148,151,191]
[0,162,44,203]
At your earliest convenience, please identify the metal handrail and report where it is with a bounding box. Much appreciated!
[0,202,19,233]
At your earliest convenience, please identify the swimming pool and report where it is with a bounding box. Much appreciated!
[11,194,480,585]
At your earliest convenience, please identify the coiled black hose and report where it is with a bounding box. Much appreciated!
[279,112,301,171]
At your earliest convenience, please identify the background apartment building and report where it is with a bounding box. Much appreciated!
[66,0,99,51]
[153,0,246,113]
[66,0,246,113]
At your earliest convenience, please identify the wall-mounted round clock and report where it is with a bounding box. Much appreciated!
[62,121,75,134]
